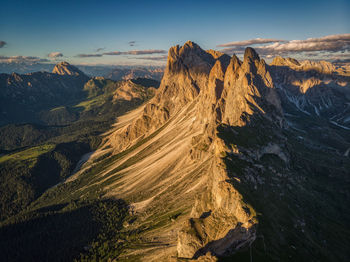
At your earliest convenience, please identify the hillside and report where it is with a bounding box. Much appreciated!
[0,69,158,223]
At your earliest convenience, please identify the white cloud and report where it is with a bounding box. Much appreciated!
[77,49,167,58]
[260,34,350,53]
[217,38,285,47]
[104,49,166,56]
[0,55,49,63]
[218,34,350,61]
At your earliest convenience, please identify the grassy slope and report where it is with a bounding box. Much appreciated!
[0,144,55,164]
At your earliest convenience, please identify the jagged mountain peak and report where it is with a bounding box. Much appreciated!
[166,41,217,74]
[183,40,201,49]
[244,47,260,62]
[52,61,85,76]
[225,54,242,76]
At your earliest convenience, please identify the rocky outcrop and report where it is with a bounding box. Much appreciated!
[113,80,155,101]
[216,48,283,127]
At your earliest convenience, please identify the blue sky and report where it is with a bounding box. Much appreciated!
[0,0,349,65]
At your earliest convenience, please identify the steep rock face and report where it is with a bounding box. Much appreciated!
[176,47,282,259]
[102,42,283,259]
[216,48,283,127]
[109,41,219,151]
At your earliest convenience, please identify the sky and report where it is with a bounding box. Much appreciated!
[0,0,349,66]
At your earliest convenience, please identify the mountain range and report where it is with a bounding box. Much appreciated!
[0,62,164,81]
[0,41,349,262]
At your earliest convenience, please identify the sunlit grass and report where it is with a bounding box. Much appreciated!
[0,144,55,164]
[73,95,107,111]
[50,106,65,112]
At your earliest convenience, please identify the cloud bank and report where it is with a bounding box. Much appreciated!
[0,55,49,63]
[217,38,285,47]
[77,49,167,58]
[218,34,350,60]
[76,53,104,58]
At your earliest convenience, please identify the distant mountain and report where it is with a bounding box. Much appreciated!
[271,56,350,75]
[0,62,55,74]
[0,62,165,81]
[52,61,85,76]
[271,56,350,129]
[106,67,164,81]
[0,62,89,125]
[0,62,161,126]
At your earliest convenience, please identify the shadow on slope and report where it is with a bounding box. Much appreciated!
[0,199,128,262]
[216,112,350,262]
